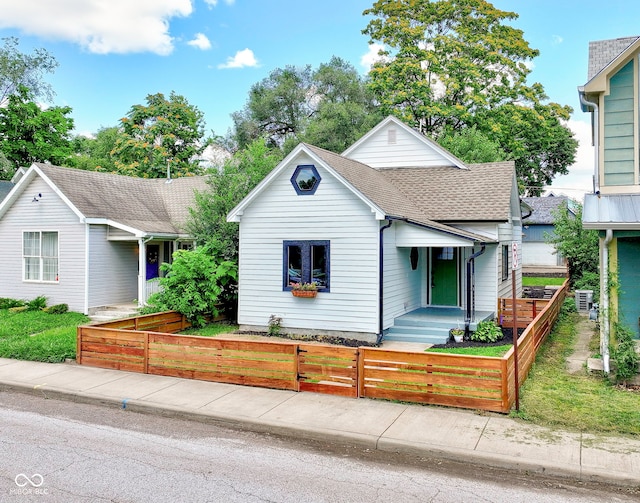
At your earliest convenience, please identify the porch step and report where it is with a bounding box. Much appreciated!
[382,308,496,345]
[88,304,139,323]
[383,325,450,345]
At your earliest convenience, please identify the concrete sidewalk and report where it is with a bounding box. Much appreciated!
[1,357,639,488]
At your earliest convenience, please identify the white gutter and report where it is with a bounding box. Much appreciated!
[601,229,613,374]
[578,87,600,194]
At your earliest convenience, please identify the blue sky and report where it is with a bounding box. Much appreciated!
[0,0,639,198]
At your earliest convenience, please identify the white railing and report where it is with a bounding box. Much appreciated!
[145,278,163,301]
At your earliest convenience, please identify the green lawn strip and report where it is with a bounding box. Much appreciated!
[522,276,566,287]
[513,311,640,436]
[0,310,89,362]
[180,322,239,337]
[426,345,512,357]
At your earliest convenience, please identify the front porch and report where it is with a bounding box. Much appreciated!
[383,307,495,345]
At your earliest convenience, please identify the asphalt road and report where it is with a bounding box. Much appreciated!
[0,390,637,503]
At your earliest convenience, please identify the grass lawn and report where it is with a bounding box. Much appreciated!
[0,309,89,362]
[180,322,239,337]
[514,310,640,436]
[426,345,512,357]
[522,276,567,287]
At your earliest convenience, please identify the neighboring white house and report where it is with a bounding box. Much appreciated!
[0,163,207,314]
[228,116,523,344]
[521,195,571,274]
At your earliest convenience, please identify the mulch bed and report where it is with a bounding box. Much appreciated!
[430,326,525,349]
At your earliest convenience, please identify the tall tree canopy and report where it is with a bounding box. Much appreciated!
[0,85,74,176]
[111,92,208,178]
[363,0,577,195]
[0,37,58,106]
[70,126,120,172]
[187,138,283,262]
[231,57,381,153]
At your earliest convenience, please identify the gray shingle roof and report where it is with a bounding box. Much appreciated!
[588,36,639,81]
[306,144,514,241]
[35,164,207,235]
[521,195,569,225]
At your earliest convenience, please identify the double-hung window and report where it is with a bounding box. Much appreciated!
[501,244,509,281]
[283,240,330,291]
[23,231,59,282]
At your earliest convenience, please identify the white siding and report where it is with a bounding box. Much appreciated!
[474,245,499,313]
[87,225,138,308]
[497,221,523,300]
[0,177,86,312]
[237,155,380,336]
[382,226,423,329]
[523,242,559,266]
[346,122,457,169]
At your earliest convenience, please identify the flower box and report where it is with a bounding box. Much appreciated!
[292,290,317,298]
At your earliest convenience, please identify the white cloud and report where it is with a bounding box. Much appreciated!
[360,43,387,71]
[552,35,564,45]
[546,118,595,201]
[0,0,192,55]
[204,0,235,7]
[217,48,258,69]
[188,33,211,50]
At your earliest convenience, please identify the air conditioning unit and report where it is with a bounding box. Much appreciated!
[575,290,593,312]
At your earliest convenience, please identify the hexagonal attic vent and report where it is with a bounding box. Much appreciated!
[291,164,321,195]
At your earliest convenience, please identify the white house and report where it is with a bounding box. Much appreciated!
[0,163,207,314]
[521,195,571,274]
[228,116,522,344]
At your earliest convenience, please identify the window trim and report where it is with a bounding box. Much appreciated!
[501,244,509,282]
[290,164,321,195]
[282,240,330,292]
[23,230,59,283]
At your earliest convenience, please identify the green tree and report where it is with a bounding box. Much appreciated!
[187,138,283,262]
[363,0,577,195]
[301,57,383,152]
[70,126,121,172]
[546,203,598,287]
[0,85,74,176]
[0,37,58,106]
[145,246,238,327]
[231,65,314,150]
[438,126,505,163]
[112,92,208,178]
[231,57,380,153]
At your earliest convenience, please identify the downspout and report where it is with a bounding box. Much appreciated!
[465,244,486,337]
[578,88,600,194]
[377,220,393,343]
[602,229,613,374]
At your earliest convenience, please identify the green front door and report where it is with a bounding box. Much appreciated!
[431,247,458,306]
[618,237,640,338]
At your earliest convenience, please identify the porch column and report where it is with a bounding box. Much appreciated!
[138,238,146,307]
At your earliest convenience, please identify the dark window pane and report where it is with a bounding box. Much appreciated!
[311,245,327,287]
[287,245,302,285]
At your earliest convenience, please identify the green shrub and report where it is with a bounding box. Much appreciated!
[560,297,577,317]
[471,320,502,343]
[43,304,69,314]
[612,323,639,385]
[26,295,47,311]
[145,246,238,328]
[0,298,25,309]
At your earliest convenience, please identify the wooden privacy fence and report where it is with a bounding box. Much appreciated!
[78,280,568,413]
